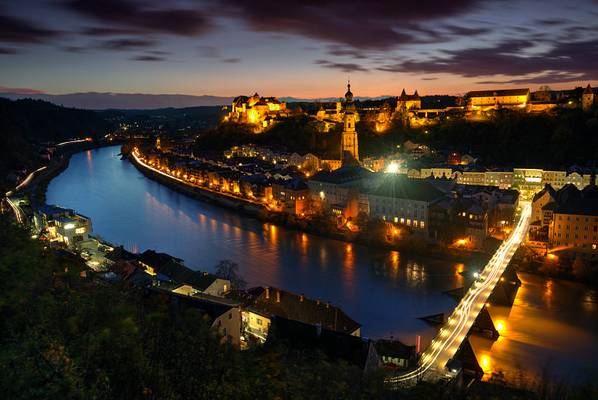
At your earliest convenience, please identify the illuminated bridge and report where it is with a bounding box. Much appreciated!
[389,203,532,385]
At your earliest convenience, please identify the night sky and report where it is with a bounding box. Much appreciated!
[1,0,598,98]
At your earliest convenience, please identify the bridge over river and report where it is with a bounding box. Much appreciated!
[390,203,532,384]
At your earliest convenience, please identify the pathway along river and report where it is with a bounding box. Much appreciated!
[47,146,597,383]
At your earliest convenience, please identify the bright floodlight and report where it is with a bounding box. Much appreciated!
[386,162,399,173]
[473,271,480,278]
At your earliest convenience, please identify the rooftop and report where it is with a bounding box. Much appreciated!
[229,286,361,335]
[467,88,530,97]
[369,175,445,202]
[309,165,374,185]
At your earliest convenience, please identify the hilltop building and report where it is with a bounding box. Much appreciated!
[225,92,289,132]
[466,88,530,112]
[396,89,422,112]
[582,84,596,111]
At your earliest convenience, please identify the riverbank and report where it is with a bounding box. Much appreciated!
[24,140,123,210]
[125,146,486,265]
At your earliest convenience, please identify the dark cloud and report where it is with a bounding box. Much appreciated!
[327,46,368,59]
[225,0,483,50]
[61,45,87,53]
[477,72,584,85]
[314,59,368,73]
[198,45,220,58]
[66,0,211,36]
[222,58,241,63]
[441,25,491,36]
[81,26,142,36]
[0,46,18,54]
[535,18,570,26]
[377,38,598,81]
[147,50,170,56]
[0,13,59,43]
[98,38,157,50]
[130,54,165,62]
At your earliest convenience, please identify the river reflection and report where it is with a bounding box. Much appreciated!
[471,273,598,383]
[47,146,598,382]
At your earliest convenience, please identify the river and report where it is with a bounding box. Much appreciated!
[47,146,598,383]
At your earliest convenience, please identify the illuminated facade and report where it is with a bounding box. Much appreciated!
[341,82,359,161]
[582,84,596,112]
[34,205,92,248]
[546,185,598,256]
[396,89,422,112]
[467,88,530,112]
[226,92,289,132]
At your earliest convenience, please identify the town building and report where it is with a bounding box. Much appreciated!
[228,286,361,346]
[137,250,231,297]
[367,176,445,237]
[546,184,598,257]
[308,165,374,219]
[145,286,242,346]
[375,339,417,370]
[272,179,310,215]
[34,204,93,248]
[531,184,557,233]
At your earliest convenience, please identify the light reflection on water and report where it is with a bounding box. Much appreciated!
[47,146,598,381]
[473,273,598,383]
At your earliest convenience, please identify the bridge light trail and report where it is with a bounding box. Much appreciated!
[389,203,531,385]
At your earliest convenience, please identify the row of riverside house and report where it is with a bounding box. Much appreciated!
[99,247,417,373]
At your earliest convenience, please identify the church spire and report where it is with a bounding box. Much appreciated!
[345,79,353,102]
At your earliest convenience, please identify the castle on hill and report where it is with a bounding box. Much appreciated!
[223,83,597,134]
[224,92,290,132]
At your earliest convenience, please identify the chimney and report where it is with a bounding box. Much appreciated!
[276,290,281,303]
[299,293,304,302]
[265,287,270,299]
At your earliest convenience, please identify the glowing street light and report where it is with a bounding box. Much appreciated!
[385,162,400,174]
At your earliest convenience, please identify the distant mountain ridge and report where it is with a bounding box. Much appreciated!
[0,91,399,110]
[0,92,235,110]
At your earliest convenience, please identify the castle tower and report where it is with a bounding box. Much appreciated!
[341,81,359,162]
[582,84,595,112]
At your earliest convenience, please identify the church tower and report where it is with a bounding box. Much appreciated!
[341,81,359,162]
[582,84,595,112]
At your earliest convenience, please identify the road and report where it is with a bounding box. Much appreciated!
[390,203,532,384]
[4,166,48,225]
[131,148,268,208]
[5,196,25,224]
